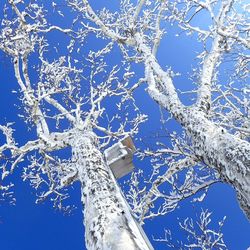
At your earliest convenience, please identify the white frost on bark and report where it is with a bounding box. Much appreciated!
[71,131,153,250]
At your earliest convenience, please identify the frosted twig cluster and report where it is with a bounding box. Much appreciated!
[154,209,227,249]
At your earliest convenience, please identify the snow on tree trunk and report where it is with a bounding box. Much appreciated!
[71,130,153,250]
[148,78,250,219]
[181,108,250,218]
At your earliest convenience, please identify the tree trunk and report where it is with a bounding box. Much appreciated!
[149,85,250,218]
[71,130,153,250]
[180,108,250,218]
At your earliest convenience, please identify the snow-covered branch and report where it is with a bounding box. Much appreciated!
[154,209,227,249]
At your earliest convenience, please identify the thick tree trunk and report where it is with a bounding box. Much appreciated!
[149,85,250,218]
[71,131,153,250]
[182,108,250,219]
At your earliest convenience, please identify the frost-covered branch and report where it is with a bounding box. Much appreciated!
[154,210,227,249]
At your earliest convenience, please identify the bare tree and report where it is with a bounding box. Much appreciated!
[0,1,152,249]
[0,0,249,249]
[66,0,250,219]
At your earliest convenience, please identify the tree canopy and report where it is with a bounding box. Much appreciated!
[0,0,249,249]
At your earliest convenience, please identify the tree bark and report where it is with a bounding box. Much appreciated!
[182,108,250,219]
[71,130,153,250]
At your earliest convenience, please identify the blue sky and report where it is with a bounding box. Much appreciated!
[0,1,250,249]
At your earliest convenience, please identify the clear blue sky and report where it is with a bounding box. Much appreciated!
[0,1,249,250]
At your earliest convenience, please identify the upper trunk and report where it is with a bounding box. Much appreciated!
[148,83,250,218]
[71,131,153,250]
[182,108,250,218]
